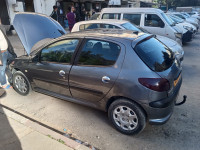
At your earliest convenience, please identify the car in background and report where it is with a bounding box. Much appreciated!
[99,8,183,44]
[11,12,184,135]
[167,13,197,35]
[188,11,200,20]
[170,12,199,30]
[72,19,184,62]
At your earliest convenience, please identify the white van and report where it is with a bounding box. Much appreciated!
[99,8,183,45]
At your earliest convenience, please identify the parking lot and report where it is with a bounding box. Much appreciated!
[0,33,200,150]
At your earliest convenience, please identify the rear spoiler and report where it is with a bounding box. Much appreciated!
[132,34,155,48]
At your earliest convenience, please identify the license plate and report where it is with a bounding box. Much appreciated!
[174,74,181,87]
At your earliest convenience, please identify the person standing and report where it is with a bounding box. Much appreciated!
[66,6,76,32]
[80,8,86,21]
[0,28,13,89]
[50,6,58,21]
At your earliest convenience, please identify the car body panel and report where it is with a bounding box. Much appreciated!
[13,12,66,55]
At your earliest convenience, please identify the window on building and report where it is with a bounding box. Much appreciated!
[78,39,121,66]
[102,13,121,20]
[40,39,79,63]
[123,14,141,26]
[144,14,164,28]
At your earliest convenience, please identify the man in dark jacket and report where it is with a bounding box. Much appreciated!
[50,6,58,21]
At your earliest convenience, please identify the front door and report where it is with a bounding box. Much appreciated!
[142,13,166,37]
[69,38,125,102]
[28,39,80,97]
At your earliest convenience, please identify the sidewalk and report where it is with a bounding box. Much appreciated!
[0,106,90,150]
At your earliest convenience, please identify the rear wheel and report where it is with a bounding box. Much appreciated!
[108,99,146,135]
[13,71,31,96]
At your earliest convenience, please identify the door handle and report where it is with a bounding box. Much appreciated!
[59,70,65,76]
[102,76,110,83]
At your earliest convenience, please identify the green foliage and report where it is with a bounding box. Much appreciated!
[156,0,200,7]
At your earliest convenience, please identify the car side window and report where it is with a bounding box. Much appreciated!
[80,24,100,31]
[101,24,121,29]
[40,39,79,64]
[145,14,164,28]
[102,13,121,20]
[78,39,121,66]
[123,14,141,26]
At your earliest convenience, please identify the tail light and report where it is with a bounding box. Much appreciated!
[138,78,170,92]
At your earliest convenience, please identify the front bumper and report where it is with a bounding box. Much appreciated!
[144,77,182,125]
[182,31,193,44]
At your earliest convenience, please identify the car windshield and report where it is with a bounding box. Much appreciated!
[175,14,186,19]
[161,13,175,26]
[168,15,181,23]
[134,37,175,72]
[90,13,100,20]
[170,14,184,23]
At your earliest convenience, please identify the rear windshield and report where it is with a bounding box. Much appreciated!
[134,38,175,72]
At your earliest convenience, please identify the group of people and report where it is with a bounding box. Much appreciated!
[0,21,16,97]
[50,5,95,32]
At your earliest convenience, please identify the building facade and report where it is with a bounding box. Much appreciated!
[1,0,155,31]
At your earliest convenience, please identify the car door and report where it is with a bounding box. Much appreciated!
[27,39,80,97]
[142,13,166,37]
[69,38,125,102]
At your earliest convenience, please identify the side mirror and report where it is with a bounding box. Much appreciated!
[159,22,165,28]
[30,55,39,63]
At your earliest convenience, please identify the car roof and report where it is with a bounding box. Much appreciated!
[74,19,128,26]
[101,7,163,13]
[63,29,147,41]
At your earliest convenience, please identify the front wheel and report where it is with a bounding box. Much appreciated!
[108,99,146,135]
[13,71,31,96]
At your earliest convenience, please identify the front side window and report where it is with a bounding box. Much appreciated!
[102,13,121,20]
[40,39,79,63]
[123,14,141,26]
[78,39,121,66]
[145,14,164,28]
[101,24,121,29]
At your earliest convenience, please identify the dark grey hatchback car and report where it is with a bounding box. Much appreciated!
[10,13,184,135]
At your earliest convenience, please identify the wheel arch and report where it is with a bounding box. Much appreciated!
[106,96,148,118]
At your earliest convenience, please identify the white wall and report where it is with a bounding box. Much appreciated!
[33,0,56,16]
[6,0,24,24]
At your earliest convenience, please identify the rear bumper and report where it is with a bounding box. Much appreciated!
[144,77,182,125]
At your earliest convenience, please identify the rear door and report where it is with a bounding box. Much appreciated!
[69,38,125,102]
[28,39,80,97]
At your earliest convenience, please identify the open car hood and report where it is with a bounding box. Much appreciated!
[13,12,66,55]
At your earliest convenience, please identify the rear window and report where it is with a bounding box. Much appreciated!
[134,38,174,72]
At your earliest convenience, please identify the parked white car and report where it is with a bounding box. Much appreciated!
[99,8,183,45]
[188,11,200,20]
[72,19,184,62]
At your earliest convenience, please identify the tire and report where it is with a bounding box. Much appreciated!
[13,71,31,96]
[108,99,146,135]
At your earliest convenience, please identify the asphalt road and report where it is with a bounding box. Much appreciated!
[1,33,200,150]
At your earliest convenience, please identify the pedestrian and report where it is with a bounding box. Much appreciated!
[56,2,65,27]
[66,6,76,32]
[80,8,86,21]
[0,22,17,90]
[50,6,58,21]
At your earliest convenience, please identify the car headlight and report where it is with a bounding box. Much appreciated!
[175,33,182,39]
[183,26,192,31]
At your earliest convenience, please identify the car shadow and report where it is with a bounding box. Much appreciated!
[0,90,22,150]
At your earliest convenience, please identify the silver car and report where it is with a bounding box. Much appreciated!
[11,13,184,135]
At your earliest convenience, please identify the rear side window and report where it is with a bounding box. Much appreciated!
[78,39,121,66]
[80,24,100,31]
[101,24,121,29]
[134,38,174,72]
[123,14,141,26]
[102,13,121,19]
